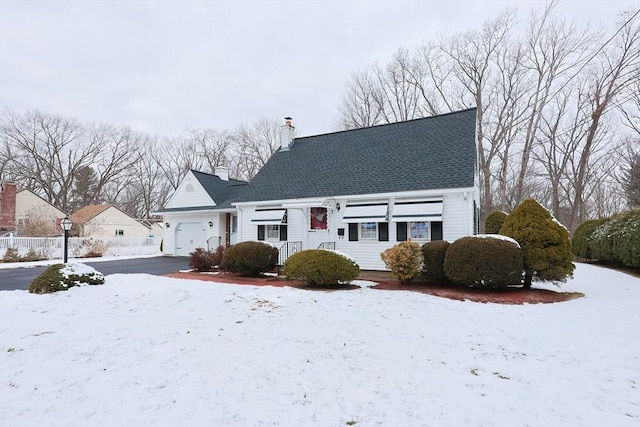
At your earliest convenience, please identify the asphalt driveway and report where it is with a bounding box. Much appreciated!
[0,256,190,291]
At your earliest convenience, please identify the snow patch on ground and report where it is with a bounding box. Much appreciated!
[0,263,638,426]
[0,253,163,270]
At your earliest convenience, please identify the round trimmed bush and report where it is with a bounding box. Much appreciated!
[220,241,278,276]
[284,249,359,287]
[422,240,450,282]
[485,210,508,234]
[29,263,105,294]
[572,218,609,260]
[380,241,423,283]
[443,235,523,288]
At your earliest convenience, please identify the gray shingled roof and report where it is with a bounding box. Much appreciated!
[190,170,247,209]
[234,108,477,203]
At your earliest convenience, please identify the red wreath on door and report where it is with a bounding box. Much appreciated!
[310,207,327,230]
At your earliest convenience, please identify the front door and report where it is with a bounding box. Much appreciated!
[307,207,330,249]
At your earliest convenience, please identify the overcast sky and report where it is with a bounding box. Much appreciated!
[0,0,637,138]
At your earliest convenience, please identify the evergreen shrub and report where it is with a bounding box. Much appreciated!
[485,211,508,234]
[589,210,640,268]
[572,218,609,259]
[2,247,20,263]
[499,199,574,287]
[284,249,359,287]
[381,241,423,283]
[29,263,105,294]
[21,248,47,262]
[189,246,226,271]
[421,240,450,282]
[221,241,278,276]
[443,235,523,288]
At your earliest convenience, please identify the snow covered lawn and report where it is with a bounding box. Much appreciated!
[1,263,638,426]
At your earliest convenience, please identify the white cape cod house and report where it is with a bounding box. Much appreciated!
[158,108,479,270]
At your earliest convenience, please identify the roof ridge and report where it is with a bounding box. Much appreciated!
[294,107,477,141]
[190,169,247,184]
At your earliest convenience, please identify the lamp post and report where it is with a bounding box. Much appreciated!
[61,215,72,264]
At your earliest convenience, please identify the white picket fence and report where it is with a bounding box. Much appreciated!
[0,236,162,260]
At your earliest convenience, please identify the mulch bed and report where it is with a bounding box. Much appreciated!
[164,270,581,305]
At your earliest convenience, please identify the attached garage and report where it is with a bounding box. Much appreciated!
[175,222,206,256]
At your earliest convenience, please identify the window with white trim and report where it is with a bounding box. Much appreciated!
[266,225,280,240]
[410,222,429,240]
[360,222,377,240]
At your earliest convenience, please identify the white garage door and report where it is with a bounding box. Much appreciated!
[175,222,206,256]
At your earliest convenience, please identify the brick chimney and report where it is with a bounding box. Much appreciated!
[0,182,17,231]
[279,116,295,152]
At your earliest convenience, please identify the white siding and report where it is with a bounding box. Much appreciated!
[15,190,65,235]
[166,172,215,209]
[238,206,304,249]
[285,208,304,246]
[234,189,476,270]
[442,193,464,241]
[335,240,394,270]
[162,211,227,255]
[84,207,150,239]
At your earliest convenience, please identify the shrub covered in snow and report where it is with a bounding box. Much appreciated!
[284,249,359,287]
[189,246,225,271]
[381,242,423,284]
[443,235,523,288]
[485,210,508,234]
[220,241,278,276]
[421,240,450,282]
[588,210,640,268]
[29,263,105,294]
[572,218,610,260]
[499,199,574,288]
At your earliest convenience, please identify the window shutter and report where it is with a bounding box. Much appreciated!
[348,223,358,241]
[279,225,288,241]
[396,222,407,241]
[378,222,389,241]
[431,221,443,241]
[257,225,265,241]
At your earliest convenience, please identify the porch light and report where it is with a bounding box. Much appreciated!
[336,203,341,212]
[165,222,170,228]
[208,220,214,228]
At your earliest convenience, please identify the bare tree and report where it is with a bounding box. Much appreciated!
[88,124,145,206]
[0,109,97,212]
[566,8,640,229]
[338,68,387,129]
[187,128,234,173]
[152,135,200,191]
[107,134,172,219]
[441,10,515,216]
[231,118,281,181]
[616,137,640,208]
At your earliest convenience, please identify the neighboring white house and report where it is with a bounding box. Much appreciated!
[158,108,479,270]
[15,189,66,236]
[71,205,151,239]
